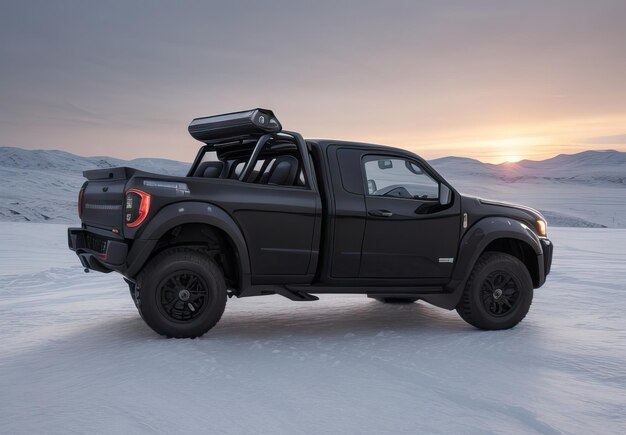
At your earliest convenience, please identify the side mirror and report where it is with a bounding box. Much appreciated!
[378,159,393,170]
[439,184,452,206]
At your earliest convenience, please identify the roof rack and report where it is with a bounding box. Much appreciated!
[188,108,282,143]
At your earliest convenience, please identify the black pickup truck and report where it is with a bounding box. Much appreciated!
[69,109,553,338]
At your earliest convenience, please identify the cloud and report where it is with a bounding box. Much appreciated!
[584,134,626,145]
[1,1,626,160]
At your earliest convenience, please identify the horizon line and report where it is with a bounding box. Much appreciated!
[1,145,622,166]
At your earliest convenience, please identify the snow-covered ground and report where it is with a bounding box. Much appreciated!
[1,222,625,434]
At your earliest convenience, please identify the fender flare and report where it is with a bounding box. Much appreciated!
[125,201,250,281]
[452,216,543,284]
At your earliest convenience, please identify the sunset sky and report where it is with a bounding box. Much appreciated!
[1,1,625,163]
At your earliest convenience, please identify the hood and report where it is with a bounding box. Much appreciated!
[478,198,545,221]
[460,194,547,236]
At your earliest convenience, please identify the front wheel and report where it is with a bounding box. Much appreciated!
[136,248,227,338]
[456,252,533,330]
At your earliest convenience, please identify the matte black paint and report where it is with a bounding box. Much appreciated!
[68,124,553,311]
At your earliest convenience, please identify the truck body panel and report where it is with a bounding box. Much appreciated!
[68,109,553,337]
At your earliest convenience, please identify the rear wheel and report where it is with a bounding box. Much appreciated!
[456,252,533,330]
[136,248,227,338]
[125,278,140,311]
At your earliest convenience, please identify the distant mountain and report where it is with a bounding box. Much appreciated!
[430,149,626,184]
[0,147,189,175]
[429,156,498,178]
[0,147,624,227]
[0,147,189,224]
[515,149,626,169]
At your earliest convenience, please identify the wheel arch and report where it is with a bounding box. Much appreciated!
[125,201,251,292]
[482,238,541,287]
[452,217,544,288]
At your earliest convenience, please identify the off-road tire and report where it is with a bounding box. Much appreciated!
[125,279,140,311]
[136,247,227,338]
[457,252,533,330]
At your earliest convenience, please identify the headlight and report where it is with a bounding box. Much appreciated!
[537,219,547,237]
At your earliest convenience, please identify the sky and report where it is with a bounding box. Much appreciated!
[1,0,625,163]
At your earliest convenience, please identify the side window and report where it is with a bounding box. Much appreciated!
[363,156,439,200]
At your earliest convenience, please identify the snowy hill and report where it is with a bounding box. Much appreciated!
[0,146,188,174]
[430,149,626,184]
[0,147,189,223]
[0,146,624,227]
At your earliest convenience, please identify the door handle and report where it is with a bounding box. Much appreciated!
[369,209,393,217]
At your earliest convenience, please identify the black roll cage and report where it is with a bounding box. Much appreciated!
[188,131,316,190]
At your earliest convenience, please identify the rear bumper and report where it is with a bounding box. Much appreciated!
[68,227,128,273]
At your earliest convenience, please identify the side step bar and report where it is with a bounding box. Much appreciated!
[275,288,319,301]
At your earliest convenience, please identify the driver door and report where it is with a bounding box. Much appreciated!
[359,155,460,279]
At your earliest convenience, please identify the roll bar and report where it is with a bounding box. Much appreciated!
[237,131,315,189]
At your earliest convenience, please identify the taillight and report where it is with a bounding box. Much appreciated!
[125,189,151,228]
[78,184,86,218]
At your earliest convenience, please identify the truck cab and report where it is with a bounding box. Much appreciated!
[69,109,553,338]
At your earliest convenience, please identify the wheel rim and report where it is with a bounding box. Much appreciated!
[481,271,520,317]
[157,271,210,322]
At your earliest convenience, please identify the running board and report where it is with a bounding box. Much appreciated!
[286,285,443,294]
[275,288,319,301]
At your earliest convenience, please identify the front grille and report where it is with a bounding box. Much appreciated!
[84,233,108,254]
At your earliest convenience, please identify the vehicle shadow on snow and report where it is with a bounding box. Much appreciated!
[73,299,473,344]
[2,300,531,367]
[209,299,471,340]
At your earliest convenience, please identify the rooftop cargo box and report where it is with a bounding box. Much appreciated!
[188,108,282,143]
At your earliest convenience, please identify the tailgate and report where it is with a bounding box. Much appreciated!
[81,167,135,231]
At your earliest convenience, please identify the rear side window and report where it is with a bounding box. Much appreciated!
[363,156,439,200]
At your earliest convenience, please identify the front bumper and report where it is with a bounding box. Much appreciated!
[540,237,553,282]
[68,227,128,273]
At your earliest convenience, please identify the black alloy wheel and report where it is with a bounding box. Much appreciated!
[157,271,210,322]
[480,271,521,317]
